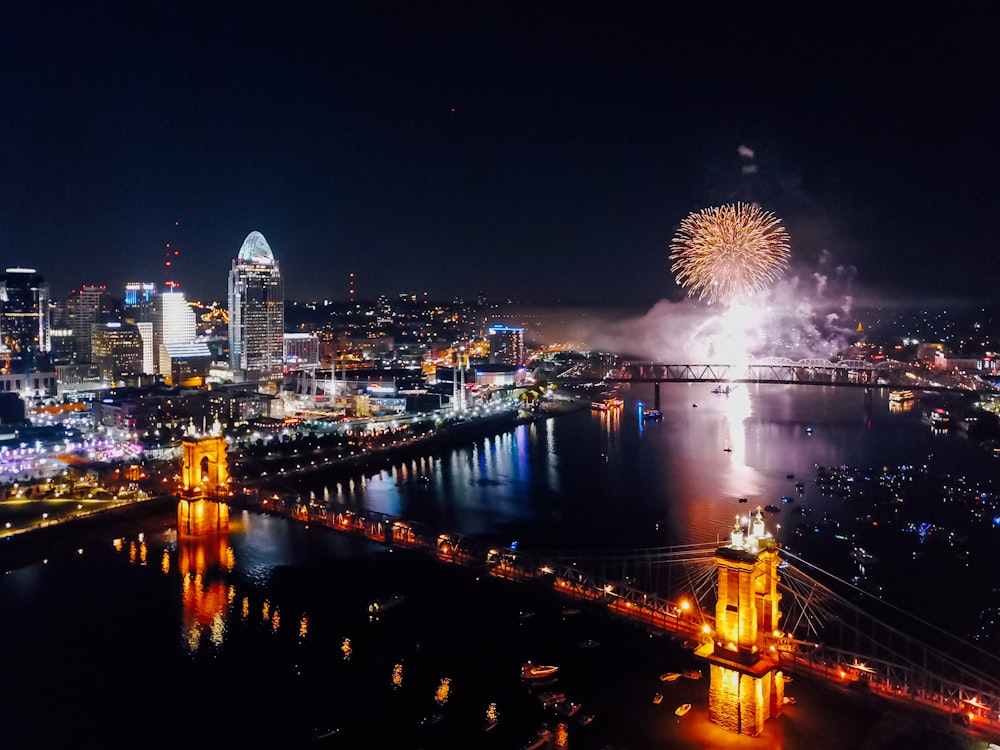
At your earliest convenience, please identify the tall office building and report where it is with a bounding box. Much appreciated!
[0,267,50,374]
[228,231,284,383]
[488,324,525,365]
[70,284,115,364]
[151,286,204,379]
[124,282,156,374]
[91,321,143,384]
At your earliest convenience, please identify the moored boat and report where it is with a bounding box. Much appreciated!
[522,662,559,679]
[682,669,703,680]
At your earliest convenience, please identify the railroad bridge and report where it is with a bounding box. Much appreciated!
[611,358,883,385]
[217,493,1000,743]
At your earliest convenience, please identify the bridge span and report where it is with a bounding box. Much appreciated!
[232,491,1000,743]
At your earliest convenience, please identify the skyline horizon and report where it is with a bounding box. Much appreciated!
[4,5,998,310]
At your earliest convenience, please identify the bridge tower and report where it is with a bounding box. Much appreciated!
[696,508,784,735]
[177,418,231,536]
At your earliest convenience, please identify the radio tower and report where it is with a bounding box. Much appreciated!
[348,272,356,303]
[164,220,182,291]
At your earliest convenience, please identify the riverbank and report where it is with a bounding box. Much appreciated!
[0,494,177,571]
[246,398,588,492]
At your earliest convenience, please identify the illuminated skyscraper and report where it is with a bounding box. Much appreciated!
[152,287,200,377]
[228,231,284,383]
[0,267,49,374]
[488,324,525,365]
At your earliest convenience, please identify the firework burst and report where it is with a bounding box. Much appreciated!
[669,202,790,304]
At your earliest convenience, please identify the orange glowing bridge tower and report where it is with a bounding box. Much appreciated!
[177,418,231,536]
[696,508,785,736]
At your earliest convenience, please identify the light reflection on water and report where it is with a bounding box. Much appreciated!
[0,383,994,748]
[286,383,991,552]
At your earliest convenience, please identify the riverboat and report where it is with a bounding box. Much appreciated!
[682,669,703,680]
[522,662,559,680]
[591,397,624,411]
[660,672,681,682]
[889,389,915,403]
[675,703,692,716]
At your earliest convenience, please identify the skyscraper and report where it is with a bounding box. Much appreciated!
[152,286,200,377]
[488,324,525,365]
[228,231,284,383]
[0,267,49,374]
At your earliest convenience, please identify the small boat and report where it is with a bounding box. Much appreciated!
[682,669,703,680]
[675,703,692,716]
[764,504,781,513]
[578,713,594,726]
[561,607,581,616]
[368,594,404,614]
[723,447,732,452]
[738,497,749,503]
[780,496,794,504]
[522,662,559,679]
[660,672,681,682]
[653,693,664,704]
[783,695,797,705]
[642,409,663,421]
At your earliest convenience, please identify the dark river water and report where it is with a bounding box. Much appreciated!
[1,384,996,749]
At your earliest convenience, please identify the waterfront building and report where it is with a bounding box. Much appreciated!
[228,231,284,384]
[488,324,525,365]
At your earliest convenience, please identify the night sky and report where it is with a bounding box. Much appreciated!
[2,2,996,308]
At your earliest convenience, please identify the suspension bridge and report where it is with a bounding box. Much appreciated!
[228,491,1000,742]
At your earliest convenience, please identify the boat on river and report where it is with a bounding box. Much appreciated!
[675,703,692,716]
[522,662,559,680]
[660,672,681,682]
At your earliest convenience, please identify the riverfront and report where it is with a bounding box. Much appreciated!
[2,383,998,748]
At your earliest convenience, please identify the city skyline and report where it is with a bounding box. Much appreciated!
[2,4,997,309]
